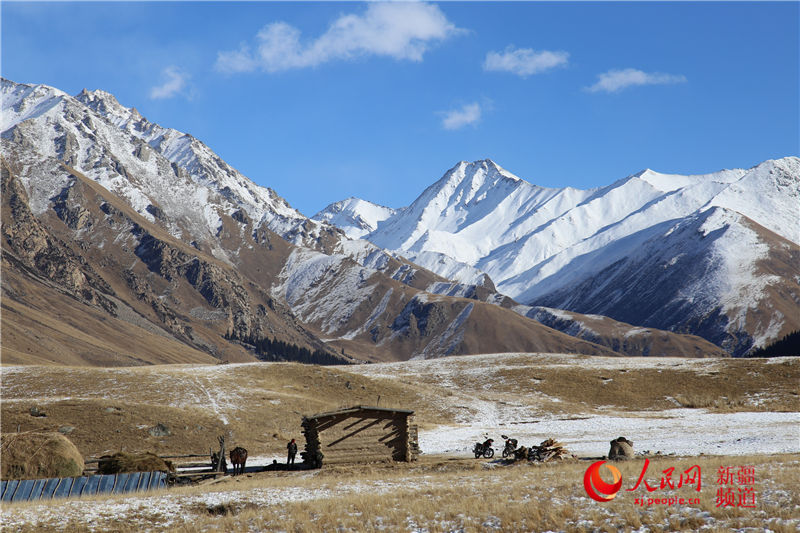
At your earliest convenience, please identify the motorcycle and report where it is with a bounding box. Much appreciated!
[473,438,494,459]
[501,435,518,458]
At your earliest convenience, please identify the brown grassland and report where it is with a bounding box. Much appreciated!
[2,355,798,458]
[1,354,799,531]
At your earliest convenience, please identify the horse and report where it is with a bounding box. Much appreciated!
[230,446,248,475]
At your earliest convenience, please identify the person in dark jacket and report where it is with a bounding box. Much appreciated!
[287,438,297,465]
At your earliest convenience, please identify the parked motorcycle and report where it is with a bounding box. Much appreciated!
[501,435,518,458]
[473,438,494,458]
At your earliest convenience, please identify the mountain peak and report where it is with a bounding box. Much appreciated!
[312,197,396,239]
[1,78,68,102]
[443,159,524,188]
[75,87,119,104]
[74,87,133,124]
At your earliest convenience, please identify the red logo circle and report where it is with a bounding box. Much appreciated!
[584,460,622,502]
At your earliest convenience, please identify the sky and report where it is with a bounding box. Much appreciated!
[3,1,798,217]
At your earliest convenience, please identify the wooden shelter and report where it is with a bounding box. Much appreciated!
[301,406,419,466]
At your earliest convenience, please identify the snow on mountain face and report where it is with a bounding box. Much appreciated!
[533,206,800,356]
[325,157,799,353]
[367,160,580,261]
[313,197,396,239]
[504,158,798,303]
[3,78,750,360]
[356,157,798,296]
[1,78,330,255]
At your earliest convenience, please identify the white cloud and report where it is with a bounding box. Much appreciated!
[586,68,687,93]
[441,102,481,130]
[483,46,569,77]
[216,3,462,73]
[149,66,188,99]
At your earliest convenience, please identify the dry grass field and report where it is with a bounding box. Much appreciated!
[1,354,799,531]
[2,354,798,458]
[2,454,798,532]
[0,362,441,458]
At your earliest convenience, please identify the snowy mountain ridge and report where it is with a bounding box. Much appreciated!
[319,157,798,294]
[312,197,396,239]
[13,77,632,364]
[1,79,329,254]
[317,157,800,354]
[2,78,476,303]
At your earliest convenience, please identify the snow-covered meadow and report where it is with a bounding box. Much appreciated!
[346,353,800,458]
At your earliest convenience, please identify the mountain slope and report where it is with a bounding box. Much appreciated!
[1,79,496,300]
[2,79,337,253]
[532,207,800,356]
[321,158,800,355]
[1,147,345,365]
[2,146,630,363]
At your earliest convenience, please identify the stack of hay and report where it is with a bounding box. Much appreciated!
[1,432,85,479]
[528,438,571,462]
[97,452,174,474]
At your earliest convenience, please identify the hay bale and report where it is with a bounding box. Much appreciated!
[97,452,174,474]
[1,432,84,480]
[609,436,634,461]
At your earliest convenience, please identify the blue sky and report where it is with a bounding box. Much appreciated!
[3,1,798,216]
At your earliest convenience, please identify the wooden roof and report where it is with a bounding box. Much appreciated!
[305,405,414,421]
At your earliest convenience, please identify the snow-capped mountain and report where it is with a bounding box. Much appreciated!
[320,159,800,355]
[1,78,479,293]
[2,79,335,255]
[313,198,396,239]
[5,78,728,364]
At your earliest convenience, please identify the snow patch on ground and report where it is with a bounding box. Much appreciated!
[345,353,799,457]
[419,409,800,457]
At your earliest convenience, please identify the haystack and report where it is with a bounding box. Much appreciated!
[609,436,634,460]
[1,432,84,480]
[97,452,174,474]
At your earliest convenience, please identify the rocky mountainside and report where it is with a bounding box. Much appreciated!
[319,159,800,355]
[2,146,335,365]
[2,80,337,252]
[3,78,728,365]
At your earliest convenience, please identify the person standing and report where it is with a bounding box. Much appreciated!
[287,438,297,465]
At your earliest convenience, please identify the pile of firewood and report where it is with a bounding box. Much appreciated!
[513,438,571,462]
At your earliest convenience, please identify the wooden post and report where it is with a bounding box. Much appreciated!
[215,435,226,474]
